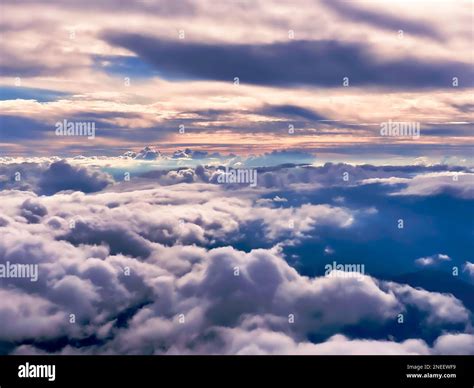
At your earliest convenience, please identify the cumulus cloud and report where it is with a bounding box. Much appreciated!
[209,330,431,355]
[20,198,48,223]
[0,288,67,343]
[38,160,113,195]
[0,161,472,355]
[249,163,471,192]
[386,283,469,326]
[363,172,474,199]
[0,209,470,354]
[0,160,113,195]
[464,262,474,279]
[432,333,474,355]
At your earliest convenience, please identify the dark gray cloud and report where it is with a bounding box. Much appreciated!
[0,161,113,195]
[101,33,473,89]
[38,161,113,195]
[0,115,53,140]
[60,220,152,259]
[421,123,474,137]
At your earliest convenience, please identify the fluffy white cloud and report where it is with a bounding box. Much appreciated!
[0,161,472,355]
[386,283,469,325]
[432,333,474,355]
[0,288,67,342]
[415,253,451,267]
[1,221,470,354]
[464,262,474,279]
[364,172,474,199]
[209,330,431,355]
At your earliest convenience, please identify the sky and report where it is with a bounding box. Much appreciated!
[0,0,473,356]
[0,0,473,163]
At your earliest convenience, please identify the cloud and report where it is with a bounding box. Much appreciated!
[0,87,68,102]
[38,160,113,195]
[101,33,474,89]
[0,207,469,353]
[12,330,474,356]
[464,262,474,279]
[60,219,153,259]
[386,282,469,326]
[0,161,472,354]
[242,150,315,167]
[80,244,469,354]
[0,288,67,343]
[0,0,472,159]
[363,171,474,199]
[260,104,327,121]
[415,253,451,267]
[20,198,48,223]
[210,329,431,355]
[1,0,196,15]
[0,114,53,140]
[0,160,113,195]
[321,0,443,41]
[0,0,473,356]
[432,333,474,355]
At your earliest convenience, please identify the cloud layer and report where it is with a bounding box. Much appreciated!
[0,0,472,158]
[0,160,472,354]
